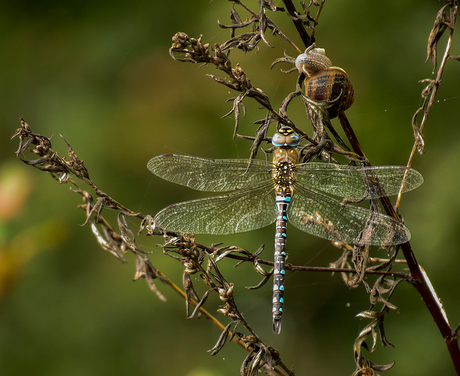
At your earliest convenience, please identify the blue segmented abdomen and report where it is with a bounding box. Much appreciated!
[272,193,290,334]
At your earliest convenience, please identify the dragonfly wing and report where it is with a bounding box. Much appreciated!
[148,154,271,192]
[154,182,277,235]
[296,163,423,199]
[287,184,410,246]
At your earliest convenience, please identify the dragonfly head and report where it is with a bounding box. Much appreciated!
[272,127,301,148]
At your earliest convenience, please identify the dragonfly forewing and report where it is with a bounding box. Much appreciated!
[288,184,411,246]
[296,163,424,199]
[154,181,277,235]
[148,154,272,192]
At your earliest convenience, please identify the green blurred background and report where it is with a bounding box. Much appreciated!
[1,1,459,375]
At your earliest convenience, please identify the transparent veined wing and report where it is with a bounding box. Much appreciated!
[154,182,277,235]
[295,163,424,199]
[288,183,410,246]
[148,154,272,192]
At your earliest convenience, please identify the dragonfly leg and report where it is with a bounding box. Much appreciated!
[341,193,368,206]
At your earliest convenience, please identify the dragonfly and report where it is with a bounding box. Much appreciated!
[147,126,423,334]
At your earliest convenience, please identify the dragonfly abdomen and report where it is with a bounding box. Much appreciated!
[272,193,291,334]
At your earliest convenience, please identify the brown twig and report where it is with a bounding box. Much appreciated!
[335,2,460,373]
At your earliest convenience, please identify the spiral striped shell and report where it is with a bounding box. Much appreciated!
[304,67,354,119]
[296,47,354,118]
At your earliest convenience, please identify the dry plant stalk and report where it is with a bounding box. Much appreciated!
[11,1,460,375]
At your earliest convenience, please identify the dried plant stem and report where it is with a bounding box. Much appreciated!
[161,270,259,353]
[396,32,454,207]
[340,71,460,376]
[281,0,314,50]
[335,4,460,373]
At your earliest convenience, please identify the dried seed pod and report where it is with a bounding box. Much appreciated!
[296,46,354,118]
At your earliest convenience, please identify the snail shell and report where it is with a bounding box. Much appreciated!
[295,46,332,76]
[296,46,354,118]
[305,67,354,119]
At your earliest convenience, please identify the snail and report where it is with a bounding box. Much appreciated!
[295,45,354,118]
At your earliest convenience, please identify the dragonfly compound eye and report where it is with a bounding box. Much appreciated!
[272,127,301,148]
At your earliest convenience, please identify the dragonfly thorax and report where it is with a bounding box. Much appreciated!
[272,148,299,194]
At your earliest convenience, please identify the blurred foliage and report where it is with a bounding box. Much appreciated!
[0,1,459,375]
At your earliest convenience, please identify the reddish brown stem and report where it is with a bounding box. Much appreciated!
[282,0,314,48]
[338,113,460,375]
